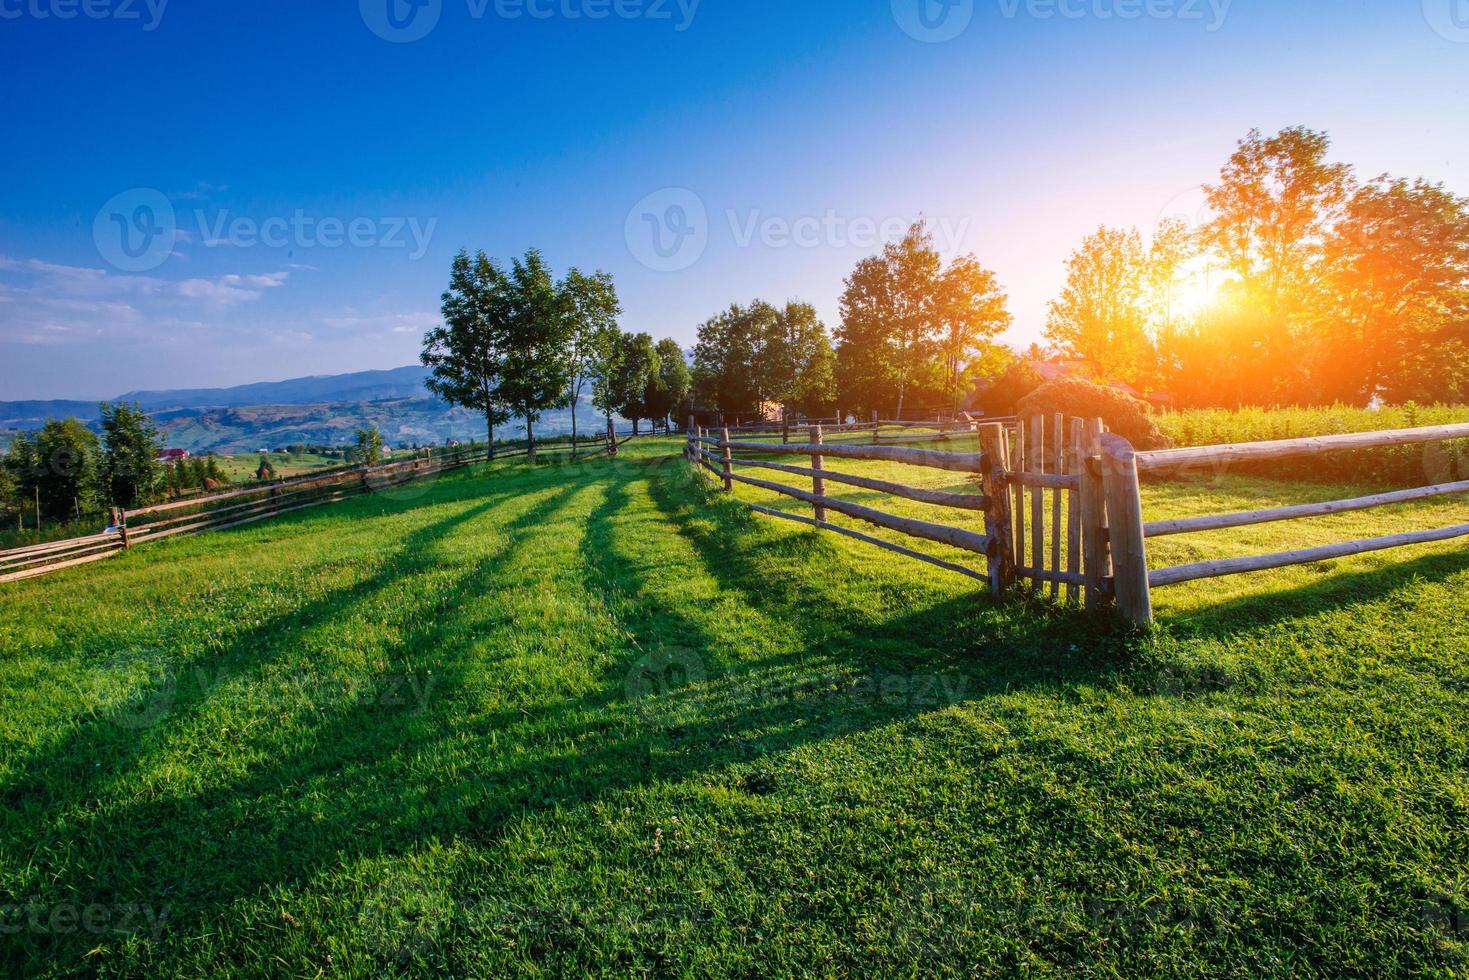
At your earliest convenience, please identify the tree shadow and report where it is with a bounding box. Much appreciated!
[1155,547,1469,639]
[4,456,1133,973]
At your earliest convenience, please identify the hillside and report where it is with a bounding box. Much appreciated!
[0,367,617,453]
[0,366,433,428]
[2,440,1466,975]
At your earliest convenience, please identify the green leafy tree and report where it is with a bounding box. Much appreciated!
[647,338,692,431]
[692,302,772,418]
[7,419,100,521]
[562,267,622,446]
[590,328,628,437]
[98,401,161,509]
[256,454,278,481]
[610,332,660,435]
[497,250,577,461]
[423,249,513,456]
[836,220,944,419]
[352,427,385,466]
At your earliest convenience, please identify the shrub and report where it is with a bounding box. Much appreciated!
[1157,403,1469,486]
[1016,378,1171,450]
[978,359,1043,416]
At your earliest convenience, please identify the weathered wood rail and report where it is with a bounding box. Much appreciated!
[689,415,1469,627]
[0,445,494,584]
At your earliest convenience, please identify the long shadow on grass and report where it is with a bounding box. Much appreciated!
[1156,547,1469,639]
[0,475,593,972]
[4,455,1131,974]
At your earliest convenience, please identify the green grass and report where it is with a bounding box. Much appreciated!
[210,451,349,482]
[2,437,1466,976]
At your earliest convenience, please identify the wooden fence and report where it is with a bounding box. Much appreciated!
[0,424,644,586]
[0,445,489,584]
[689,416,1469,626]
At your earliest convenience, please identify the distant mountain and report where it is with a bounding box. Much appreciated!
[0,367,617,453]
[0,366,433,428]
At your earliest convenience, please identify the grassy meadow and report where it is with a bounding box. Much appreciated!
[1,436,1466,976]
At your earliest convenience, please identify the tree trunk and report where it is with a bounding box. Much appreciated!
[895,380,906,422]
[570,385,579,447]
[527,414,536,463]
[486,413,495,461]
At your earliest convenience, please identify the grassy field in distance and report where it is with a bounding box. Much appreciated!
[1,436,1465,976]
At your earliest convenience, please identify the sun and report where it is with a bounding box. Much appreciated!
[1168,260,1229,319]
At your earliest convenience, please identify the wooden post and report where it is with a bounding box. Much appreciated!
[978,423,1014,596]
[1029,415,1044,583]
[810,425,827,524]
[1013,422,1026,587]
[782,410,790,445]
[1080,417,1109,611]
[871,409,880,445]
[687,415,696,460]
[1050,413,1064,599]
[720,426,733,493]
[1066,419,1083,606]
[1099,432,1153,627]
[35,487,41,532]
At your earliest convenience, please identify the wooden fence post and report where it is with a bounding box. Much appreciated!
[1066,418,1083,605]
[720,426,733,493]
[782,410,790,445]
[1050,413,1064,599]
[1080,418,1109,611]
[1029,415,1044,585]
[978,423,1014,596]
[1099,432,1153,627]
[810,425,826,524]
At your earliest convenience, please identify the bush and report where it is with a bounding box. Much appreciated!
[1158,403,1469,486]
[978,360,1043,417]
[1016,378,1171,450]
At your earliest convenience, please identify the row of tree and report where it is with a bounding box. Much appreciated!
[688,222,1013,421]
[688,126,1467,420]
[1,404,197,524]
[421,248,691,456]
[1045,126,1469,407]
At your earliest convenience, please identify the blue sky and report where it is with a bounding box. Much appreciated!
[1,0,1466,400]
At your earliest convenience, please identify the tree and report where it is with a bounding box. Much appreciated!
[1325,176,1469,403]
[98,401,161,509]
[352,427,384,466]
[610,332,660,435]
[590,328,627,436]
[693,302,771,418]
[1044,226,1152,384]
[497,249,577,461]
[1202,126,1353,319]
[6,419,100,522]
[935,255,1012,415]
[423,249,513,457]
[836,220,943,420]
[256,454,278,481]
[762,301,837,420]
[647,338,692,431]
[562,267,622,446]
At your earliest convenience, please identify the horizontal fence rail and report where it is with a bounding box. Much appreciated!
[0,445,488,584]
[689,416,1018,586]
[1106,423,1469,625]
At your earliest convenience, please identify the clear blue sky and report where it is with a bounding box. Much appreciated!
[1,0,1465,400]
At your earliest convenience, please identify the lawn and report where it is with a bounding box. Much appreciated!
[1,437,1465,976]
